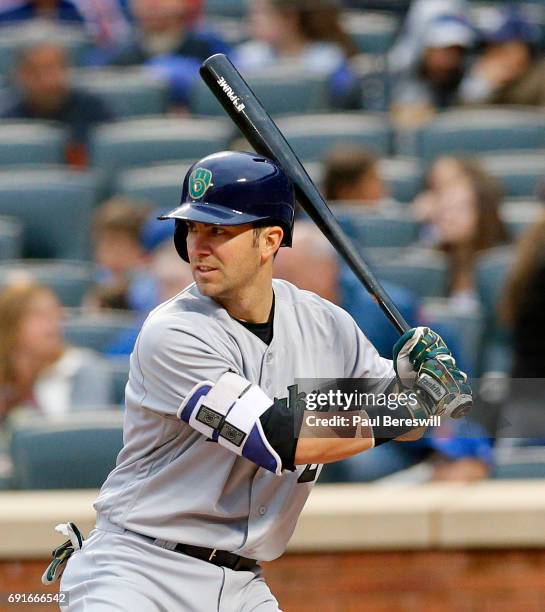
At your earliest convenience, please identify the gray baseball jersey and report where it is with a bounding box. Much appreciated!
[94,279,394,562]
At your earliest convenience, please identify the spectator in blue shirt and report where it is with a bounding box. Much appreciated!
[100,0,230,108]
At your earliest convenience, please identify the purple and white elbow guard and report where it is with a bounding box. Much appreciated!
[178,372,282,475]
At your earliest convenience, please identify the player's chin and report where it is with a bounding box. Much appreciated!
[193,276,222,297]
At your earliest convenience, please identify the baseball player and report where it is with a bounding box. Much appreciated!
[48,151,471,611]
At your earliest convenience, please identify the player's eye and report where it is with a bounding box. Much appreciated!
[211,227,225,236]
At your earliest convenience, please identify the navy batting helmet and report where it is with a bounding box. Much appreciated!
[160,151,295,262]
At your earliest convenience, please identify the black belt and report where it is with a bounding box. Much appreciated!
[173,543,258,572]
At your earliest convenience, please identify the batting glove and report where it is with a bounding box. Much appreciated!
[393,326,472,419]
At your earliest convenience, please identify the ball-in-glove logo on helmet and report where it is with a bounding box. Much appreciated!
[189,168,213,200]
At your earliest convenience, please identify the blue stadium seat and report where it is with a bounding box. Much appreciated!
[475,246,515,373]
[420,298,484,376]
[343,11,400,54]
[280,113,392,161]
[90,117,232,179]
[117,162,192,210]
[108,356,130,405]
[493,446,545,479]
[481,152,545,198]
[204,0,245,17]
[189,68,329,116]
[0,23,91,78]
[334,207,419,247]
[0,168,97,259]
[352,54,390,112]
[380,157,423,203]
[0,260,95,307]
[500,200,543,238]
[73,68,169,118]
[63,312,138,353]
[364,247,448,298]
[403,109,545,160]
[0,122,66,166]
[0,215,22,260]
[9,412,123,489]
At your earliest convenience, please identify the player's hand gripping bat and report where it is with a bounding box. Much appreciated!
[199,53,472,418]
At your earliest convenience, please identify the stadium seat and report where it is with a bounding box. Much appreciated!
[0,168,97,259]
[334,207,419,247]
[0,216,22,260]
[73,68,169,118]
[204,0,245,17]
[494,446,545,480]
[90,117,232,179]
[108,356,130,405]
[501,200,543,238]
[420,298,484,376]
[9,412,123,490]
[206,17,247,46]
[402,108,545,160]
[63,311,138,353]
[117,162,192,210]
[352,54,390,112]
[279,113,392,161]
[0,122,66,166]
[189,68,329,116]
[475,246,515,373]
[364,247,449,298]
[0,260,95,307]
[380,157,423,203]
[480,151,545,198]
[342,11,400,54]
[0,23,91,79]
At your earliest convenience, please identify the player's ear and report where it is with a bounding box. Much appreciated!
[261,226,283,261]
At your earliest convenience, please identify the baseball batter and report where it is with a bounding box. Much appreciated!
[49,152,470,611]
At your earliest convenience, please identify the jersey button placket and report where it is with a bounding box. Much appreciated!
[258,506,267,516]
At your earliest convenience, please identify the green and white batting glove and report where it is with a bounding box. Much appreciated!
[393,326,472,419]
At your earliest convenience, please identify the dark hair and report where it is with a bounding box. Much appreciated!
[271,0,357,58]
[323,145,378,201]
[92,197,152,244]
[501,209,545,324]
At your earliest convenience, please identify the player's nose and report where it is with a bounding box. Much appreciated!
[187,232,213,260]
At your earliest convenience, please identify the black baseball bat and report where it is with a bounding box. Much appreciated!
[199,53,409,334]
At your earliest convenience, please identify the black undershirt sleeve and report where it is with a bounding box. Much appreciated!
[259,401,302,472]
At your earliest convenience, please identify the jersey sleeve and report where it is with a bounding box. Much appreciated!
[131,314,238,417]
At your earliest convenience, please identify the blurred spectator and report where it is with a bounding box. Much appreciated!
[100,0,230,107]
[501,210,545,379]
[0,0,85,25]
[323,145,388,207]
[389,0,476,126]
[460,6,545,107]
[234,0,358,107]
[0,282,113,422]
[86,197,151,312]
[0,1,131,48]
[273,221,418,358]
[104,217,193,356]
[1,41,114,167]
[412,157,508,311]
[274,222,491,483]
[497,211,545,446]
[411,156,466,225]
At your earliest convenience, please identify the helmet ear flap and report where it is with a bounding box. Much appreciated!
[174,221,189,262]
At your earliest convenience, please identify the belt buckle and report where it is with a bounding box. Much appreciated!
[208,548,218,562]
